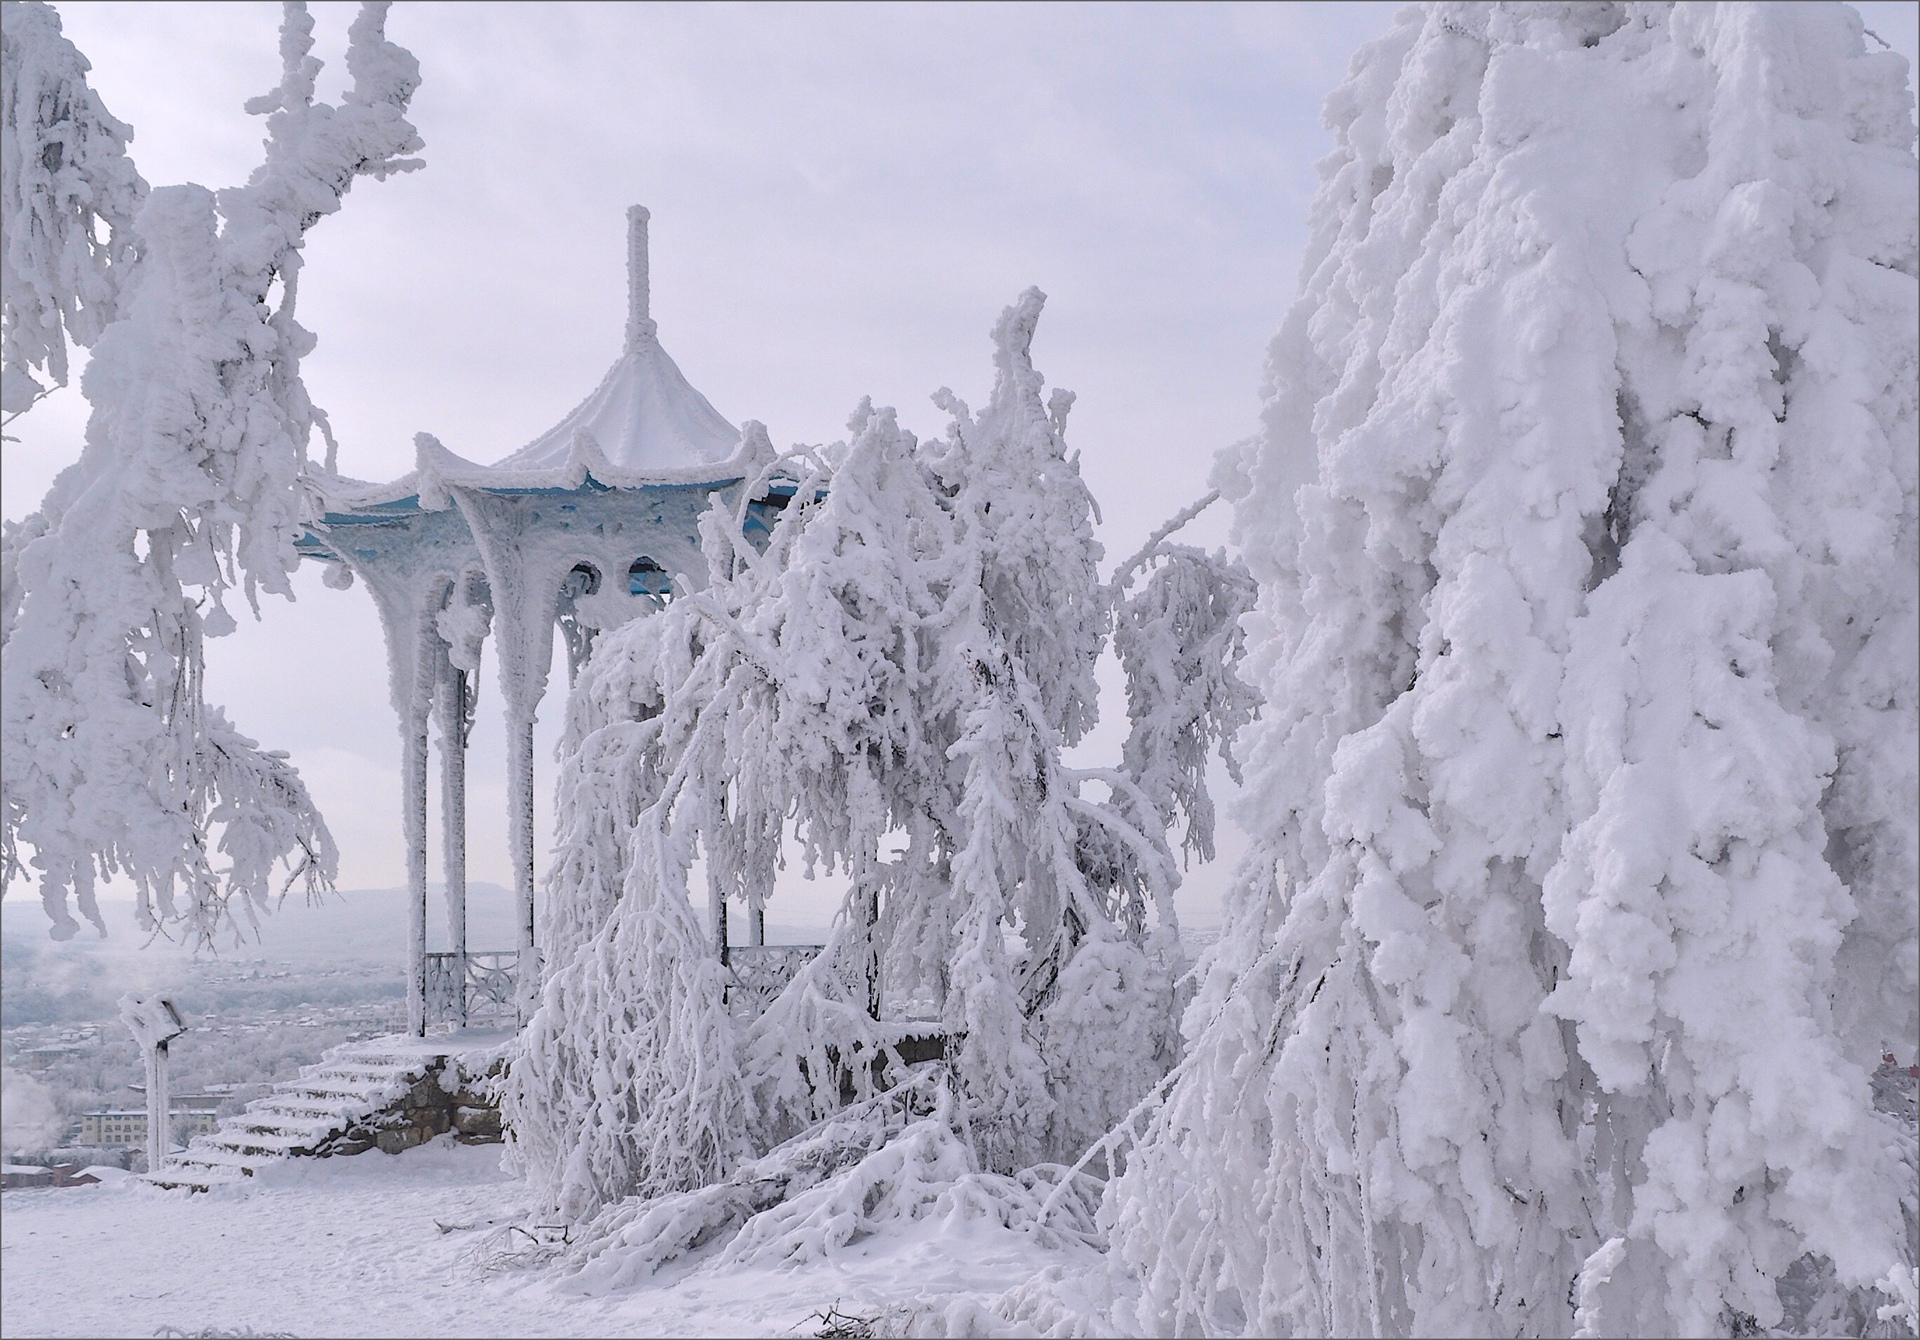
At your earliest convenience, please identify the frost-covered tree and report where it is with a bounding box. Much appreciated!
[1105,4,1918,1338]
[1,1,424,946]
[504,290,1257,1227]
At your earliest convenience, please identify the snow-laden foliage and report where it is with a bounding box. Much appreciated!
[742,913,921,1142]
[503,804,750,1223]
[1108,493,1260,870]
[1,1,423,946]
[506,289,1256,1226]
[0,0,144,413]
[1106,4,1918,1337]
[549,1065,1102,1301]
[1035,930,1176,1163]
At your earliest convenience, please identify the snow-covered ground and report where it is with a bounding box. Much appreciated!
[1,1138,1076,1337]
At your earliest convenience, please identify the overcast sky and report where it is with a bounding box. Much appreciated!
[5,1,1916,947]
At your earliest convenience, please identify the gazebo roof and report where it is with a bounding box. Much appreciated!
[491,206,740,478]
[311,205,751,513]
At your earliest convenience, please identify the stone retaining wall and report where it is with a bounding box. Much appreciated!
[318,1053,504,1157]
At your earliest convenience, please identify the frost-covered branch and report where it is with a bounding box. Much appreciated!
[2,1,424,946]
[0,0,145,409]
[1106,488,1219,597]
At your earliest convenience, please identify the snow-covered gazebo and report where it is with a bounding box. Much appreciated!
[296,207,781,1037]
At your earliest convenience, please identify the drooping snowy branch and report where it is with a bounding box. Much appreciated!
[1107,5,1918,1337]
[1,1,423,946]
[1109,519,1258,867]
[0,0,145,416]
[503,790,751,1222]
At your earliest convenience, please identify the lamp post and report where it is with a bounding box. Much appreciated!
[118,993,187,1175]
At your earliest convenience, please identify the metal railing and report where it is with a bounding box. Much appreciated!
[424,950,522,1027]
[724,944,825,1020]
[422,944,825,1029]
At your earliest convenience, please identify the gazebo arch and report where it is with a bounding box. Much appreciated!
[296,207,779,1036]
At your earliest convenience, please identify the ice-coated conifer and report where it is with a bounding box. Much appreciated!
[1107,5,1918,1337]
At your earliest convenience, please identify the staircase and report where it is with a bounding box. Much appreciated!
[145,1034,508,1192]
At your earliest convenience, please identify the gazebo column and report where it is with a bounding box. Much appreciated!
[437,657,470,1028]
[311,490,488,1041]
[454,484,557,1025]
[354,562,444,1043]
[508,698,537,1004]
[401,622,436,1039]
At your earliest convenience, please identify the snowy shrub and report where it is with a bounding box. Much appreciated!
[1106,4,1919,1337]
[2,1,423,947]
[555,1063,1103,1297]
[507,289,1257,1222]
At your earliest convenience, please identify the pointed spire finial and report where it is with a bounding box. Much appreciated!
[626,205,655,349]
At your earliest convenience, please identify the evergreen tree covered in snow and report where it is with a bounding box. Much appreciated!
[1,1,424,946]
[1106,4,1918,1337]
[505,290,1257,1226]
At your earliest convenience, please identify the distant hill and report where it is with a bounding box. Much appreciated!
[2,884,521,968]
[2,886,832,971]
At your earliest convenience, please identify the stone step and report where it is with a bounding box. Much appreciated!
[144,1146,263,1189]
[286,1066,418,1089]
[308,1056,421,1075]
[176,1145,267,1169]
[247,1095,356,1120]
[146,1168,240,1191]
[203,1128,319,1156]
[224,1114,342,1142]
[273,1076,409,1101]
[328,1051,439,1070]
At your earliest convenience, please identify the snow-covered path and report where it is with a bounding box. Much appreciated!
[1,1139,1070,1337]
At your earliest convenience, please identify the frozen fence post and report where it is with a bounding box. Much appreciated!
[118,993,187,1174]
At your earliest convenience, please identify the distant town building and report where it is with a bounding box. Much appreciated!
[0,1163,100,1189]
[14,1044,84,1071]
[77,1110,220,1147]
